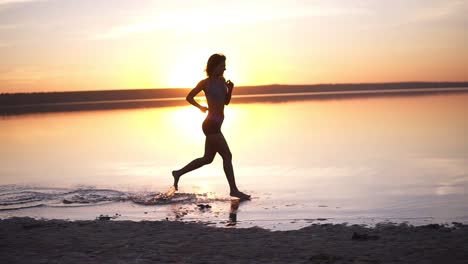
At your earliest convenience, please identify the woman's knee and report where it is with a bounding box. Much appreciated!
[201,155,215,164]
[221,151,232,161]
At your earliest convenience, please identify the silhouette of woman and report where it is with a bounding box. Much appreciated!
[172,54,251,200]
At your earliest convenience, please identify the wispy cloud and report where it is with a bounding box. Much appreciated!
[412,0,467,23]
[0,0,46,12]
[0,24,18,30]
[0,0,42,5]
[0,67,64,84]
[93,5,370,40]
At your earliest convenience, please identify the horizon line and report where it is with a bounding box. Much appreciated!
[2,81,468,95]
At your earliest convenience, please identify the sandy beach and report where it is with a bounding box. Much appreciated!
[1,217,467,264]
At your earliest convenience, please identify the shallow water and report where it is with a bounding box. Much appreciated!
[1,92,467,230]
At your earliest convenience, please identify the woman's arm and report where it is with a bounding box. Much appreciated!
[186,80,208,113]
[225,80,234,105]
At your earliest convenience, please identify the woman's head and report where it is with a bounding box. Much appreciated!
[206,53,226,78]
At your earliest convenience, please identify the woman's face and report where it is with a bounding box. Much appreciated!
[213,61,226,77]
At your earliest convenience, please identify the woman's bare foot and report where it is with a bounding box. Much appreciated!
[172,170,180,191]
[230,190,251,201]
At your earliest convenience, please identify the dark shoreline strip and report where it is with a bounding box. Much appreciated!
[1,86,467,116]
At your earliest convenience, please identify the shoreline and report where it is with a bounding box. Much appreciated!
[1,217,467,263]
[1,83,468,115]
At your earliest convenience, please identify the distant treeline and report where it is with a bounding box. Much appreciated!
[1,82,467,115]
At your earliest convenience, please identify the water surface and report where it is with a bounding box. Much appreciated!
[1,92,467,230]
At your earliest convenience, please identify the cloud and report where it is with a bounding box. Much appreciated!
[0,42,12,48]
[0,24,18,30]
[0,67,65,84]
[0,0,46,12]
[93,5,370,40]
[0,0,42,5]
[412,0,467,23]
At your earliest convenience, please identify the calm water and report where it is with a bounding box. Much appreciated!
[1,92,467,229]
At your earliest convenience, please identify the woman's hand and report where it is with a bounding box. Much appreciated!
[225,80,234,105]
[226,80,234,90]
[200,106,208,113]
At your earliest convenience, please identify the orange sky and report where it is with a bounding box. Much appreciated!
[0,0,467,93]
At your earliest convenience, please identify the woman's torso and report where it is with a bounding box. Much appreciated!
[203,77,227,119]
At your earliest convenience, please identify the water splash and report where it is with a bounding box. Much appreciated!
[0,185,229,211]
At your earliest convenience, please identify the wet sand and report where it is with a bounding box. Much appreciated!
[1,217,467,263]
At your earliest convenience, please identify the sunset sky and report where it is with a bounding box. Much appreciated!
[0,0,467,93]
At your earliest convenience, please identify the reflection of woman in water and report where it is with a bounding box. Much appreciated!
[172,54,251,200]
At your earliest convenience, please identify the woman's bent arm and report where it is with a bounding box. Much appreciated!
[186,81,207,112]
[225,80,234,105]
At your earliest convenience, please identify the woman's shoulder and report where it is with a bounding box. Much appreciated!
[197,78,210,90]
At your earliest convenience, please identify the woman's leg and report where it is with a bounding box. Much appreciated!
[172,137,216,190]
[212,133,250,200]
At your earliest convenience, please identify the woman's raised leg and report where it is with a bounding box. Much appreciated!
[172,136,216,190]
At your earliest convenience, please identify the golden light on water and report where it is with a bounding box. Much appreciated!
[165,100,248,139]
[168,106,206,140]
[192,182,215,196]
[2,93,468,226]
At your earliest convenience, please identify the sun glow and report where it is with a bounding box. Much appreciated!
[168,106,207,139]
[166,54,206,88]
[163,48,243,88]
